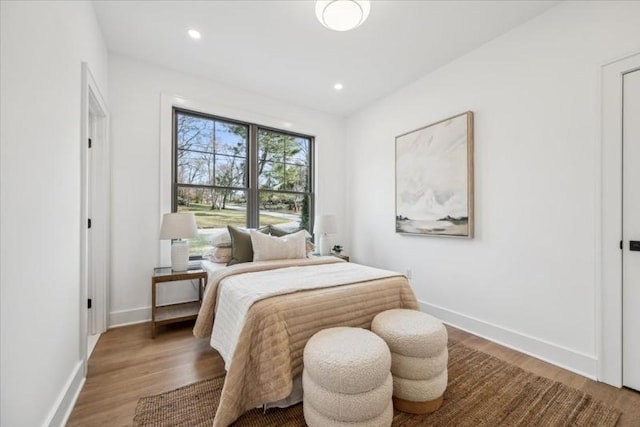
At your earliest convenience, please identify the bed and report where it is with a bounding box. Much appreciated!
[193,256,419,427]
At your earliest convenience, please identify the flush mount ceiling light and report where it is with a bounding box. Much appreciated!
[333,83,344,90]
[188,29,201,39]
[315,0,371,32]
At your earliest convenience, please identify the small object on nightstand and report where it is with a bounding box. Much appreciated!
[151,267,207,338]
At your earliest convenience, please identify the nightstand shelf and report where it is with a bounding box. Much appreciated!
[154,301,201,323]
[151,267,207,338]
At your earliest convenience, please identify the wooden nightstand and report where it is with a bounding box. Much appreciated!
[331,252,349,262]
[151,267,207,338]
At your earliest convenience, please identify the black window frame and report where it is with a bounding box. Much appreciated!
[172,107,315,256]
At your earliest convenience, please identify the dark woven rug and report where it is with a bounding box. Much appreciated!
[133,341,621,426]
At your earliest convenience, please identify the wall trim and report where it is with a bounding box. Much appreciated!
[109,295,203,328]
[109,307,150,328]
[419,301,597,379]
[43,361,85,427]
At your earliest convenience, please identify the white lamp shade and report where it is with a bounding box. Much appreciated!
[313,214,337,235]
[315,0,371,32]
[160,212,198,240]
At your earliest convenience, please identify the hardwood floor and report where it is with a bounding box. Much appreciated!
[67,322,224,426]
[67,321,640,426]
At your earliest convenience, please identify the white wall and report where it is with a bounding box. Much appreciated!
[108,55,347,325]
[0,1,108,426]
[346,0,640,378]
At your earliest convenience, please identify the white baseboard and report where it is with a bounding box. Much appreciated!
[419,300,598,380]
[109,306,150,327]
[44,360,85,427]
[109,298,203,328]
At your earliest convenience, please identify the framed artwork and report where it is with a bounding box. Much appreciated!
[395,111,474,238]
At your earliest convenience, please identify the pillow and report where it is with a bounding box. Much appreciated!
[227,225,270,265]
[250,229,307,261]
[209,228,232,247]
[268,225,314,254]
[270,225,312,239]
[207,246,232,263]
[305,239,315,254]
[269,225,295,237]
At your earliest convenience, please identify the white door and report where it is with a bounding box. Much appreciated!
[88,111,96,336]
[623,68,640,391]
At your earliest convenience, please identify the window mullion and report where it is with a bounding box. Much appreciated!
[247,124,259,228]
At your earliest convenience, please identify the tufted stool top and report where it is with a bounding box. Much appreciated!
[371,309,447,358]
[304,327,391,394]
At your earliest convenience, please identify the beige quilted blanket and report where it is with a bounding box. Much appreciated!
[193,257,419,427]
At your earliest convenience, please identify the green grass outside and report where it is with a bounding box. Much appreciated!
[179,203,293,228]
[179,203,296,256]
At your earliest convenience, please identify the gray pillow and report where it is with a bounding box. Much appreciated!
[227,225,269,265]
[269,225,301,237]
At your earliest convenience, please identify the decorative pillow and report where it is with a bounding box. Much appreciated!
[269,225,312,238]
[207,246,232,263]
[269,225,295,237]
[227,225,270,265]
[210,228,232,247]
[268,225,314,254]
[250,229,307,261]
[306,239,315,254]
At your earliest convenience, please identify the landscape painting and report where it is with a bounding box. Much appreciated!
[395,111,474,238]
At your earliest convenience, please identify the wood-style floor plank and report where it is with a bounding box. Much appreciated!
[66,321,640,426]
[67,322,224,427]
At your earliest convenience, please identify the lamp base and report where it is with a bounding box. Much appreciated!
[318,234,331,256]
[171,240,190,271]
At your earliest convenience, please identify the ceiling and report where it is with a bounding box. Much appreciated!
[93,1,559,116]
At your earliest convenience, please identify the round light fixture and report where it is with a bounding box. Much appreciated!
[188,29,201,39]
[334,83,344,90]
[315,0,370,32]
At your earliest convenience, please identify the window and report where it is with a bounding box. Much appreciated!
[173,108,314,258]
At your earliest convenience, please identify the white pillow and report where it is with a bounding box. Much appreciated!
[209,228,232,247]
[250,229,307,261]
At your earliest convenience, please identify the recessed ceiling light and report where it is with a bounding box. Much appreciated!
[334,83,344,91]
[188,29,201,40]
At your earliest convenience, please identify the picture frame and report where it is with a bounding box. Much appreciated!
[395,111,474,238]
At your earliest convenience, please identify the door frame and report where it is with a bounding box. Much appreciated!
[599,52,640,387]
[80,62,110,372]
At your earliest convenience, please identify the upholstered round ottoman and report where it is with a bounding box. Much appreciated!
[303,327,393,427]
[372,309,448,414]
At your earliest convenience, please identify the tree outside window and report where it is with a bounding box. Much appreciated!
[173,109,314,257]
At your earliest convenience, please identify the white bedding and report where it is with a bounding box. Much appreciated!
[210,261,400,369]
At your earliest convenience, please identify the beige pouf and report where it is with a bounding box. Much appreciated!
[372,309,448,414]
[303,327,393,427]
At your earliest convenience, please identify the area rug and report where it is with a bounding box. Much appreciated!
[133,341,621,426]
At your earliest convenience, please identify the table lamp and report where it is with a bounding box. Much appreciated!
[313,214,337,256]
[160,212,198,271]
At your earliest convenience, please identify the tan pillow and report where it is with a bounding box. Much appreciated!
[208,246,232,263]
[306,240,315,254]
[250,229,307,261]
